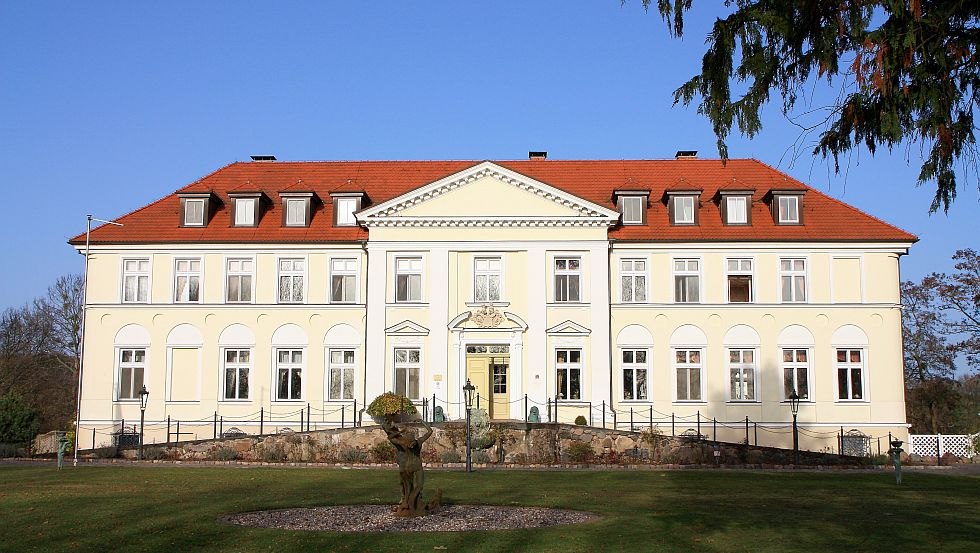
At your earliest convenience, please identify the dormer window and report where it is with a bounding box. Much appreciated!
[229,192,263,227]
[330,192,367,227]
[770,190,805,225]
[665,191,701,225]
[613,190,649,226]
[279,192,315,227]
[718,190,754,225]
[178,193,213,227]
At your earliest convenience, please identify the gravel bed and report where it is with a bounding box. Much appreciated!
[220,504,599,532]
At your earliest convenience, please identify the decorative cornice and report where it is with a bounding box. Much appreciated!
[364,216,614,228]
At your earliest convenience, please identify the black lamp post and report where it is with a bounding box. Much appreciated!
[463,378,475,473]
[789,389,800,465]
[138,385,149,461]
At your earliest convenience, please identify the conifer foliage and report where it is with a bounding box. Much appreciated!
[646,0,979,212]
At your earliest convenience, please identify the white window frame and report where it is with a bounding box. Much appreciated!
[673,196,695,224]
[121,258,151,304]
[836,348,866,401]
[336,197,358,226]
[183,199,206,226]
[673,348,704,402]
[224,257,255,304]
[277,257,306,304]
[173,257,202,304]
[222,347,251,401]
[326,348,356,401]
[393,347,422,400]
[394,256,423,303]
[620,258,648,303]
[621,196,644,225]
[115,347,147,401]
[673,258,701,303]
[274,348,304,401]
[726,196,748,224]
[554,256,582,303]
[726,257,754,303]
[728,348,758,402]
[329,257,358,303]
[778,196,800,223]
[285,198,308,226]
[621,348,649,401]
[234,198,256,226]
[473,256,503,303]
[780,257,808,303]
[781,348,811,401]
[555,348,583,401]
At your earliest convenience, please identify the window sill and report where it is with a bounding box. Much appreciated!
[218,399,252,403]
[465,302,510,308]
[324,399,356,403]
[272,399,306,403]
[620,400,653,404]
[386,302,429,307]
[726,400,762,405]
[547,302,589,307]
[672,400,707,405]
[164,400,201,404]
[835,399,870,404]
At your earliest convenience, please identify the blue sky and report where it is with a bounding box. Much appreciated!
[0,1,975,310]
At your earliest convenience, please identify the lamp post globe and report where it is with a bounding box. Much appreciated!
[138,385,148,461]
[463,379,475,473]
[788,389,800,464]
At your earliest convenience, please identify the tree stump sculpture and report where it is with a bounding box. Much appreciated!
[368,392,441,517]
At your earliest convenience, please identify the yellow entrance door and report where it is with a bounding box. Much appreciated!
[466,357,490,416]
[490,361,509,420]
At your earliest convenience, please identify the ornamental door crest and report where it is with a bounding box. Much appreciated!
[470,305,505,328]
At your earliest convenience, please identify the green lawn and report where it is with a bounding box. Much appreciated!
[1,464,977,552]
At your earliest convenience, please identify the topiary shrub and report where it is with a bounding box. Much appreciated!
[338,446,368,464]
[370,441,397,463]
[574,415,587,426]
[439,449,462,463]
[565,440,594,463]
[366,392,418,421]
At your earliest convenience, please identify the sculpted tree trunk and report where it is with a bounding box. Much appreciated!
[380,418,441,516]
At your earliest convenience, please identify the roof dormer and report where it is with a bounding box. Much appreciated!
[716,189,755,226]
[613,189,650,226]
[329,191,369,227]
[664,190,702,226]
[768,189,806,225]
[279,191,317,228]
[227,191,266,227]
[178,192,215,227]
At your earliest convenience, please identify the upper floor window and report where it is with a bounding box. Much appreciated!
[836,349,865,400]
[278,258,305,303]
[727,258,753,303]
[782,348,810,400]
[179,193,212,227]
[395,257,422,302]
[771,191,804,224]
[620,196,645,225]
[233,198,257,226]
[328,349,355,400]
[554,257,581,302]
[474,257,502,302]
[335,198,358,226]
[330,258,358,303]
[280,192,314,227]
[122,258,150,303]
[117,348,146,400]
[622,349,648,400]
[555,349,582,400]
[780,258,807,302]
[673,258,700,303]
[725,195,749,224]
[620,259,647,303]
[672,196,696,224]
[226,258,253,303]
[728,348,757,401]
[173,258,201,303]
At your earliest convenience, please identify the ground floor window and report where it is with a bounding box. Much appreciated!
[728,349,757,401]
[674,349,702,401]
[621,349,648,400]
[782,348,810,400]
[837,349,864,400]
[394,348,421,400]
[555,349,581,400]
[223,349,250,400]
[276,349,303,400]
[328,349,355,400]
[117,348,145,400]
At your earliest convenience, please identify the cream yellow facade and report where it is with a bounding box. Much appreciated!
[74,161,913,453]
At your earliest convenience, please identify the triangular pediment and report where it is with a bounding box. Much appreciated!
[545,320,591,336]
[358,161,619,227]
[384,320,430,336]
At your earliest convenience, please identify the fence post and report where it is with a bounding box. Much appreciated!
[649,406,653,432]
[547,397,551,422]
[167,416,171,445]
[744,416,749,444]
[753,422,757,445]
[601,400,606,429]
[213,412,217,440]
[260,408,264,435]
[713,417,716,442]
[877,437,881,457]
[300,409,304,433]
[697,411,701,438]
[176,420,180,444]
[422,398,428,422]
[525,395,529,422]
[341,404,345,429]
[92,427,96,449]
[219,416,223,438]
[630,408,634,431]
[432,394,436,422]
[936,434,942,466]
[307,403,311,432]
[353,399,357,427]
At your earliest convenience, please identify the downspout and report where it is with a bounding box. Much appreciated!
[606,239,615,429]
[360,239,369,425]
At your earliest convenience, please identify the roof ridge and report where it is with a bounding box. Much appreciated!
[748,159,918,241]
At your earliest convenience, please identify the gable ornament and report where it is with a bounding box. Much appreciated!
[470,305,504,328]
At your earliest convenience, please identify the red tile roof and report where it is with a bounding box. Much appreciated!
[69,159,916,245]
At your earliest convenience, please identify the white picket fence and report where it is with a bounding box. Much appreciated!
[908,433,978,458]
